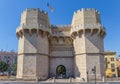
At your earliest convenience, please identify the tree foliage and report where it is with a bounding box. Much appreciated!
[0,60,8,72]
[12,61,17,72]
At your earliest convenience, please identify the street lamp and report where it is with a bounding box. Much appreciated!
[86,70,89,82]
[92,66,96,84]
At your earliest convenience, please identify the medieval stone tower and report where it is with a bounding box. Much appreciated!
[16,8,106,82]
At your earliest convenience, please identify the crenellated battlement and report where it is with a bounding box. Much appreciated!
[74,8,100,15]
[23,8,48,16]
[17,8,106,39]
[72,8,101,28]
[51,25,71,30]
[16,8,106,39]
[51,25,71,37]
[20,8,50,28]
[82,8,99,13]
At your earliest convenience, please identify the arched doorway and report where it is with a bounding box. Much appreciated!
[56,65,66,78]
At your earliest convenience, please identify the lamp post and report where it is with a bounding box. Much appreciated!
[92,66,96,84]
[94,66,96,84]
[87,71,89,82]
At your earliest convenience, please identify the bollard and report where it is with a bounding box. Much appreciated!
[36,76,39,82]
[102,76,105,82]
[53,77,55,83]
[69,77,72,82]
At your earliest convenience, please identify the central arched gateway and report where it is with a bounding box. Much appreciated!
[56,65,66,78]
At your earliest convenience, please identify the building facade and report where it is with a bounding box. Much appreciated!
[0,51,17,71]
[16,8,106,82]
[104,51,118,77]
[117,56,120,77]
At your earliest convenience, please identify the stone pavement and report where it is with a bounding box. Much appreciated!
[0,82,120,84]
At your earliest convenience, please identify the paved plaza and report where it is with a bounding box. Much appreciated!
[0,82,120,84]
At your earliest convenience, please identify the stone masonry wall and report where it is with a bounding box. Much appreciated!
[73,35,87,81]
[50,57,74,77]
[23,55,36,78]
[16,55,24,78]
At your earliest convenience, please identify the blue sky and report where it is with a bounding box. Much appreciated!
[0,0,120,56]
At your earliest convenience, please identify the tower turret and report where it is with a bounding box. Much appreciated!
[71,8,106,81]
[71,8,101,27]
[20,8,50,27]
[16,8,51,80]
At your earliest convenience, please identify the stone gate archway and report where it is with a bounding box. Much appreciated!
[56,65,66,78]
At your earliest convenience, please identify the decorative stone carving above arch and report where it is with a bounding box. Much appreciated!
[50,36,58,44]
[58,36,64,44]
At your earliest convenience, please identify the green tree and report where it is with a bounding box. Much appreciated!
[0,60,8,72]
[12,61,17,75]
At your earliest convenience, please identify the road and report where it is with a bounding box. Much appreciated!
[0,81,120,84]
